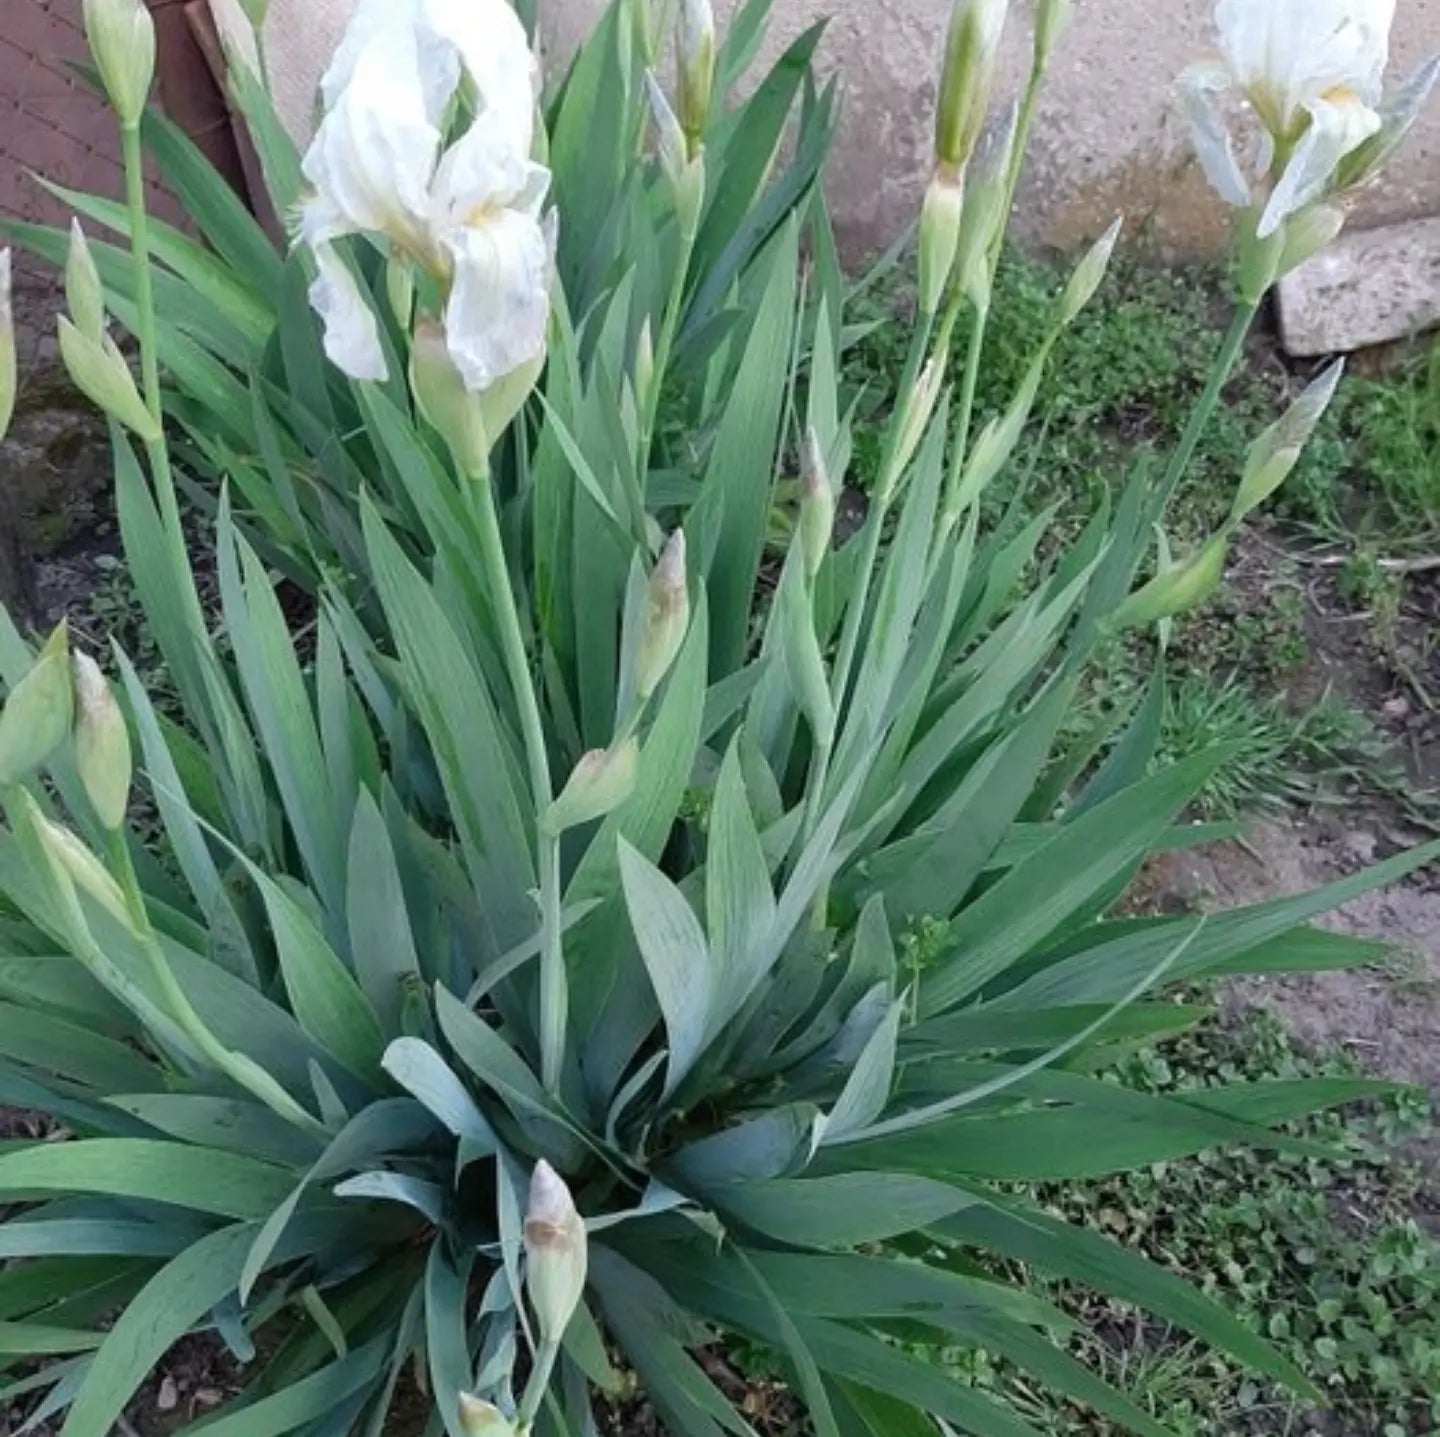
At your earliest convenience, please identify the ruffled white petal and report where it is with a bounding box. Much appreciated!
[302,32,440,254]
[1181,63,1252,208]
[442,208,550,392]
[420,0,538,156]
[310,243,389,382]
[1259,90,1381,235]
[1216,0,1393,130]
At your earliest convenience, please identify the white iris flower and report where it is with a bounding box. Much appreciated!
[1183,0,1401,237]
[299,0,553,392]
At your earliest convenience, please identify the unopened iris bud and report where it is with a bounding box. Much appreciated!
[935,0,1011,171]
[1112,533,1229,631]
[66,221,105,345]
[410,320,488,477]
[0,249,15,441]
[1230,360,1343,523]
[0,625,74,786]
[1034,0,1072,70]
[72,652,132,831]
[35,816,130,926]
[780,566,834,747]
[954,102,1017,310]
[83,0,156,129]
[889,355,946,496]
[1058,216,1122,326]
[635,530,690,701]
[458,1393,516,1437]
[635,318,656,412]
[542,740,640,835]
[918,167,965,317]
[57,319,159,441]
[647,73,706,238]
[799,427,835,581]
[676,0,716,156]
[524,1160,587,1346]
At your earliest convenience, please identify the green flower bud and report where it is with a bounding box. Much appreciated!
[1230,360,1343,523]
[954,102,1018,310]
[72,652,132,830]
[635,318,656,413]
[410,320,488,477]
[888,355,946,499]
[35,815,131,927]
[57,319,160,441]
[83,0,156,129]
[948,345,1044,516]
[676,0,716,156]
[523,1160,587,1347]
[0,625,74,786]
[935,0,1010,171]
[1058,216,1123,326]
[635,530,690,701]
[647,73,706,239]
[0,249,15,441]
[458,1394,516,1437]
[542,740,640,836]
[780,565,834,747]
[1112,533,1229,631]
[66,221,106,345]
[918,168,965,317]
[799,427,835,581]
[1034,0,1072,69]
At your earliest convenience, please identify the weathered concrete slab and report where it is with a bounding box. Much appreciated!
[253,0,1440,265]
[1277,217,1440,358]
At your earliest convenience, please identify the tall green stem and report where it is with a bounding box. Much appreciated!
[827,313,933,727]
[107,829,325,1135]
[1146,301,1258,525]
[470,477,566,1094]
[638,226,698,495]
[121,122,204,632]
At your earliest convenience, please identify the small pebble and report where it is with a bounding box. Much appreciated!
[157,1376,179,1412]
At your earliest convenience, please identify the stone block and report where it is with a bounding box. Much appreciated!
[1277,217,1440,359]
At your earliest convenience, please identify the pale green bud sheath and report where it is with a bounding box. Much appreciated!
[918,168,965,317]
[83,0,156,130]
[647,71,706,239]
[523,1159,587,1347]
[1230,360,1343,523]
[1034,0,1072,71]
[35,817,131,927]
[72,652,133,831]
[1112,532,1229,631]
[0,250,14,441]
[0,625,74,787]
[676,0,716,157]
[1058,216,1123,326]
[799,427,836,581]
[935,0,1011,172]
[65,221,106,345]
[57,319,160,442]
[411,319,490,478]
[542,740,640,836]
[635,318,656,414]
[459,1394,517,1436]
[635,530,690,702]
[954,101,1017,310]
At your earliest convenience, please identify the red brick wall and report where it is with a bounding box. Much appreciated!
[2,0,178,366]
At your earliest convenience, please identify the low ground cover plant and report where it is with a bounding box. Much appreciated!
[0,1,1435,1435]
